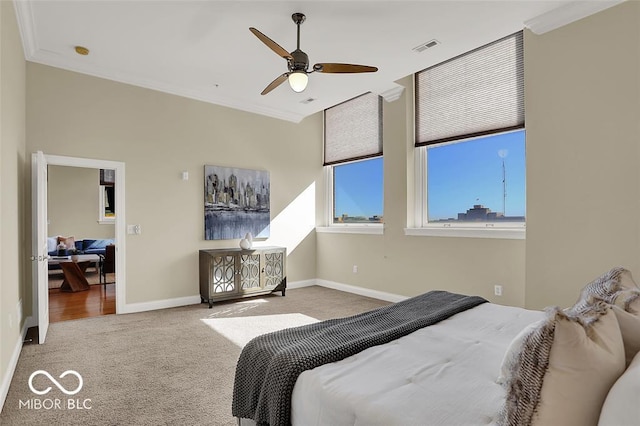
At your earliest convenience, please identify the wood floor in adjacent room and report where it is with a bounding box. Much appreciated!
[48,269,116,322]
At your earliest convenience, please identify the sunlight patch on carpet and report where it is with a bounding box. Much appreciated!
[206,299,269,318]
[201,313,319,347]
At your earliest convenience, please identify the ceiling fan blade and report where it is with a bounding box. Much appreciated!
[314,63,378,73]
[249,27,293,60]
[261,73,289,95]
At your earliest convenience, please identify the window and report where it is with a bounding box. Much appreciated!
[333,157,383,224]
[425,130,525,223]
[413,32,525,237]
[322,93,383,231]
[99,169,115,224]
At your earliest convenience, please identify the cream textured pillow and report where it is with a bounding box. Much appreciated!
[575,267,639,309]
[496,319,543,385]
[612,292,640,366]
[499,303,625,426]
[573,268,640,367]
[598,350,640,426]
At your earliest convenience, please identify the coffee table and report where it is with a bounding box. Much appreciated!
[49,254,101,292]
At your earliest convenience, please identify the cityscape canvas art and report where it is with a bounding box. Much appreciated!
[204,165,270,240]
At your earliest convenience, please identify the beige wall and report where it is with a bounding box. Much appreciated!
[26,63,322,306]
[525,1,640,309]
[317,76,527,307]
[1,0,27,403]
[48,165,115,240]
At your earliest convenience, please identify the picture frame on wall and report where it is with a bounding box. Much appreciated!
[204,165,270,240]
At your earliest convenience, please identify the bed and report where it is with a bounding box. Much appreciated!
[233,268,640,426]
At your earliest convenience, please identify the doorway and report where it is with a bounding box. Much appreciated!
[31,153,126,343]
[47,165,116,322]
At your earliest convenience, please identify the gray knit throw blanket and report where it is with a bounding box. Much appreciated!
[232,290,487,425]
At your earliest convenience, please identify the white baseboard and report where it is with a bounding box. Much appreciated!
[286,279,316,289]
[313,279,408,303]
[0,320,29,412]
[119,295,202,314]
[55,277,400,317]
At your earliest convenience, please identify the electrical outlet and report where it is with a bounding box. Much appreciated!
[494,285,503,296]
[352,265,358,273]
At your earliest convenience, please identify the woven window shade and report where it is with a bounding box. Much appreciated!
[415,32,524,146]
[324,93,382,166]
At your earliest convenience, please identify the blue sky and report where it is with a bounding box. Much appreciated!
[334,157,383,218]
[333,130,526,220]
[427,130,526,220]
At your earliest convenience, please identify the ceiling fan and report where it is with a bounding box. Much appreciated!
[250,13,378,95]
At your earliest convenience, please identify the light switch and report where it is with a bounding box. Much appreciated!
[182,171,189,181]
[127,225,142,235]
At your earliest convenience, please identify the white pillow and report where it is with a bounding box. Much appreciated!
[499,304,625,426]
[598,351,640,426]
[47,236,58,252]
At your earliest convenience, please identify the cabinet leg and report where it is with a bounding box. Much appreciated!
[208,300,213,309]
[281,289,286,297]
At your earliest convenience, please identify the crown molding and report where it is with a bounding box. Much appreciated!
[13,0,38,59]
[12,0,308,123]
[25,52,308,123]
[378,85,405,103]
[525,0,625,35]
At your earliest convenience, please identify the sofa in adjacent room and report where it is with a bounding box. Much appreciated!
[47,236,115,272]
[47,235,115,257]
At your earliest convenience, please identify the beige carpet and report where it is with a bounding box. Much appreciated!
[0,286,388,425]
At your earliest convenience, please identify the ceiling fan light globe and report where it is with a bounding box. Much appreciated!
[288,72,308,92]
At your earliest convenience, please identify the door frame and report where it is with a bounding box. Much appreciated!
[32,153,126,338]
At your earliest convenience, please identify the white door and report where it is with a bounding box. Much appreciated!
[31,151,49,343]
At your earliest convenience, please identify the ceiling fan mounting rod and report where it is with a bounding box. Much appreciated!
[292,13,305,51]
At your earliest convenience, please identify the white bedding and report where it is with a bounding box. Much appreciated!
[289,303,544,426]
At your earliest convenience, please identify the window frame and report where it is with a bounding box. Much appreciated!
[407,136,525,240]
[320,92,384,235]
[318,158,384,235]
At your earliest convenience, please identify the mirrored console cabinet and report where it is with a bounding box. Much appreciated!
[199,246,286,308]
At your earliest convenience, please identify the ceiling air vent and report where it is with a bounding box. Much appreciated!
[300,98,316,104]
[412,39,439,53]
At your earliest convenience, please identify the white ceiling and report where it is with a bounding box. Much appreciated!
[14,1,623,123]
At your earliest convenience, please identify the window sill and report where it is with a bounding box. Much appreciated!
[316,226,384,235]
[404,226,525,240]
